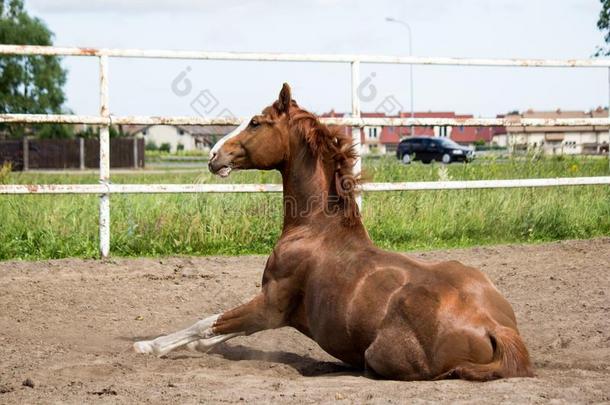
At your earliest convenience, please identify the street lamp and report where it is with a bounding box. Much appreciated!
[386,17,414,138]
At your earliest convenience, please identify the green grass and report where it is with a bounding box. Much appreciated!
[1,155,609,260]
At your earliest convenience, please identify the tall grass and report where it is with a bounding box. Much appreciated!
[0,156,608,260]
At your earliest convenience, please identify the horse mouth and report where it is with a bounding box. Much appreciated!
[208,158,233,178]
[217,166,232,178]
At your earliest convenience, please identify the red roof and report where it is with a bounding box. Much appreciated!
[493,114,507,135]
[451,126,494,143]
[395,111,457,137]
[380,126,400,143]
[318,109,345,118]
[450,115,493,143]
[401,111,455,118]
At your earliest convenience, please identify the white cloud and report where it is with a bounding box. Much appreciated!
[29,0,298,13]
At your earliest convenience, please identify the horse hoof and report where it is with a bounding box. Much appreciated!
[186,341,200,352]
[186,340,213,353]
[133,340,155,354]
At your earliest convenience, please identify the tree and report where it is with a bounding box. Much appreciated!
[145,141,158,151]
[0,0,71,138]
[596,0,610,56]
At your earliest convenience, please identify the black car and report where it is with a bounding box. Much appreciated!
[396,137,474,164]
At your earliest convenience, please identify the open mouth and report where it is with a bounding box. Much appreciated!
[217,166,232,178]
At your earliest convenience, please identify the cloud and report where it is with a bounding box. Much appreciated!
[28,0,300,13]
[29,0,243,13]
[26,0,484,16]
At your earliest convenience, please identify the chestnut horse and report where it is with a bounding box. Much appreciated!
[134,84,533,381]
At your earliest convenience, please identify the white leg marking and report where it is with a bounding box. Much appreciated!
[186,332,244,353]
[133,314,220,357]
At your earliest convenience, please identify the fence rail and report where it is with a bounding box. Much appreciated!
[1,44,609,258]
[2,177,610,195]
[1,113,610,127]
[2,44,610,67]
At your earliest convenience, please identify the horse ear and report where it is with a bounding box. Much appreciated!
[277,83,292,114]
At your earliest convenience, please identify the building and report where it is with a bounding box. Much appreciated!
[450,114,494,145]
[359,111,467,154]
[493,108,609,155]
[122,124,237,153]
[321,110,493,155]
[360,112,386,154]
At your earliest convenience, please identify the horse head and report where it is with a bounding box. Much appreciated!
[208,83,294,177]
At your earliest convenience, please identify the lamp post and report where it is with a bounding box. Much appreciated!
[386,17,414,137]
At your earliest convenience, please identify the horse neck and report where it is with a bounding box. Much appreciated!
[279,138,368,239]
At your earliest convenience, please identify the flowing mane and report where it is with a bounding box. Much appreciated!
[284,103,360,224]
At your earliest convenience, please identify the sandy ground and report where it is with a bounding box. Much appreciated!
[0,238,608,404]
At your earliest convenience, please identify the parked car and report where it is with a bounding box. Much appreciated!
[396,137,475,164]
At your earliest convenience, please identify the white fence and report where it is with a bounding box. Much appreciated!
[0,44,609,258]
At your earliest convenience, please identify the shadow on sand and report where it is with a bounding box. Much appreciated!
[124,335,363,378]
[207,344,361,377]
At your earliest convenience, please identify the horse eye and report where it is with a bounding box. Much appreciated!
[249,118,260,128]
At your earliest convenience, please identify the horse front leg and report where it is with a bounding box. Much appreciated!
[134,292,284,357]
[133,313,226,356]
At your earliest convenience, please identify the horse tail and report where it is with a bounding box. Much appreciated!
[438,326,534,381]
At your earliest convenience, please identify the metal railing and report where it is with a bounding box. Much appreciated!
[0,44,609,258]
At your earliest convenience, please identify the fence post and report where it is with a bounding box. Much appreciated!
[133,137,139,169]
[608,67,610,169]
[79,137,85,170]
[99,55,110,258]
[351,60,362,210]
[22,136,28,171]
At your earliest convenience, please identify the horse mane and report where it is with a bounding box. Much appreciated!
[282,104,360,225]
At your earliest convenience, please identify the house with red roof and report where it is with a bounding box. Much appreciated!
[450,114,494,145]
[321,110,497,154]
[322,107,609,155]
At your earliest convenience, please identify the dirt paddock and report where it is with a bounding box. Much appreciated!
[0,238,608,404]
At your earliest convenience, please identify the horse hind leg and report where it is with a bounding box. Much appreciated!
[364,325,432,381]
[364,284,440,380]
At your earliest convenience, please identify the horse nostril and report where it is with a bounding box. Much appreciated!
[208,152,219,172]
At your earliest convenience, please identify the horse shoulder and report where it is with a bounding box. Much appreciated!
[263,230,320,281]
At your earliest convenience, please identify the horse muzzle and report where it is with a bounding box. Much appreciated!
[208,152,233,178]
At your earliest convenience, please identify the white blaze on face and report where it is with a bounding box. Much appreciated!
[209,119,250,159]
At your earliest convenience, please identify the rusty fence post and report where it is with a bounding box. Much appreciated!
[79,137,85,170]
[133,137,139,169]
[22,136,29,171]
[99,55,110,258]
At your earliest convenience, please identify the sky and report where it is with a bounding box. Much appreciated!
[25,0,609,119]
